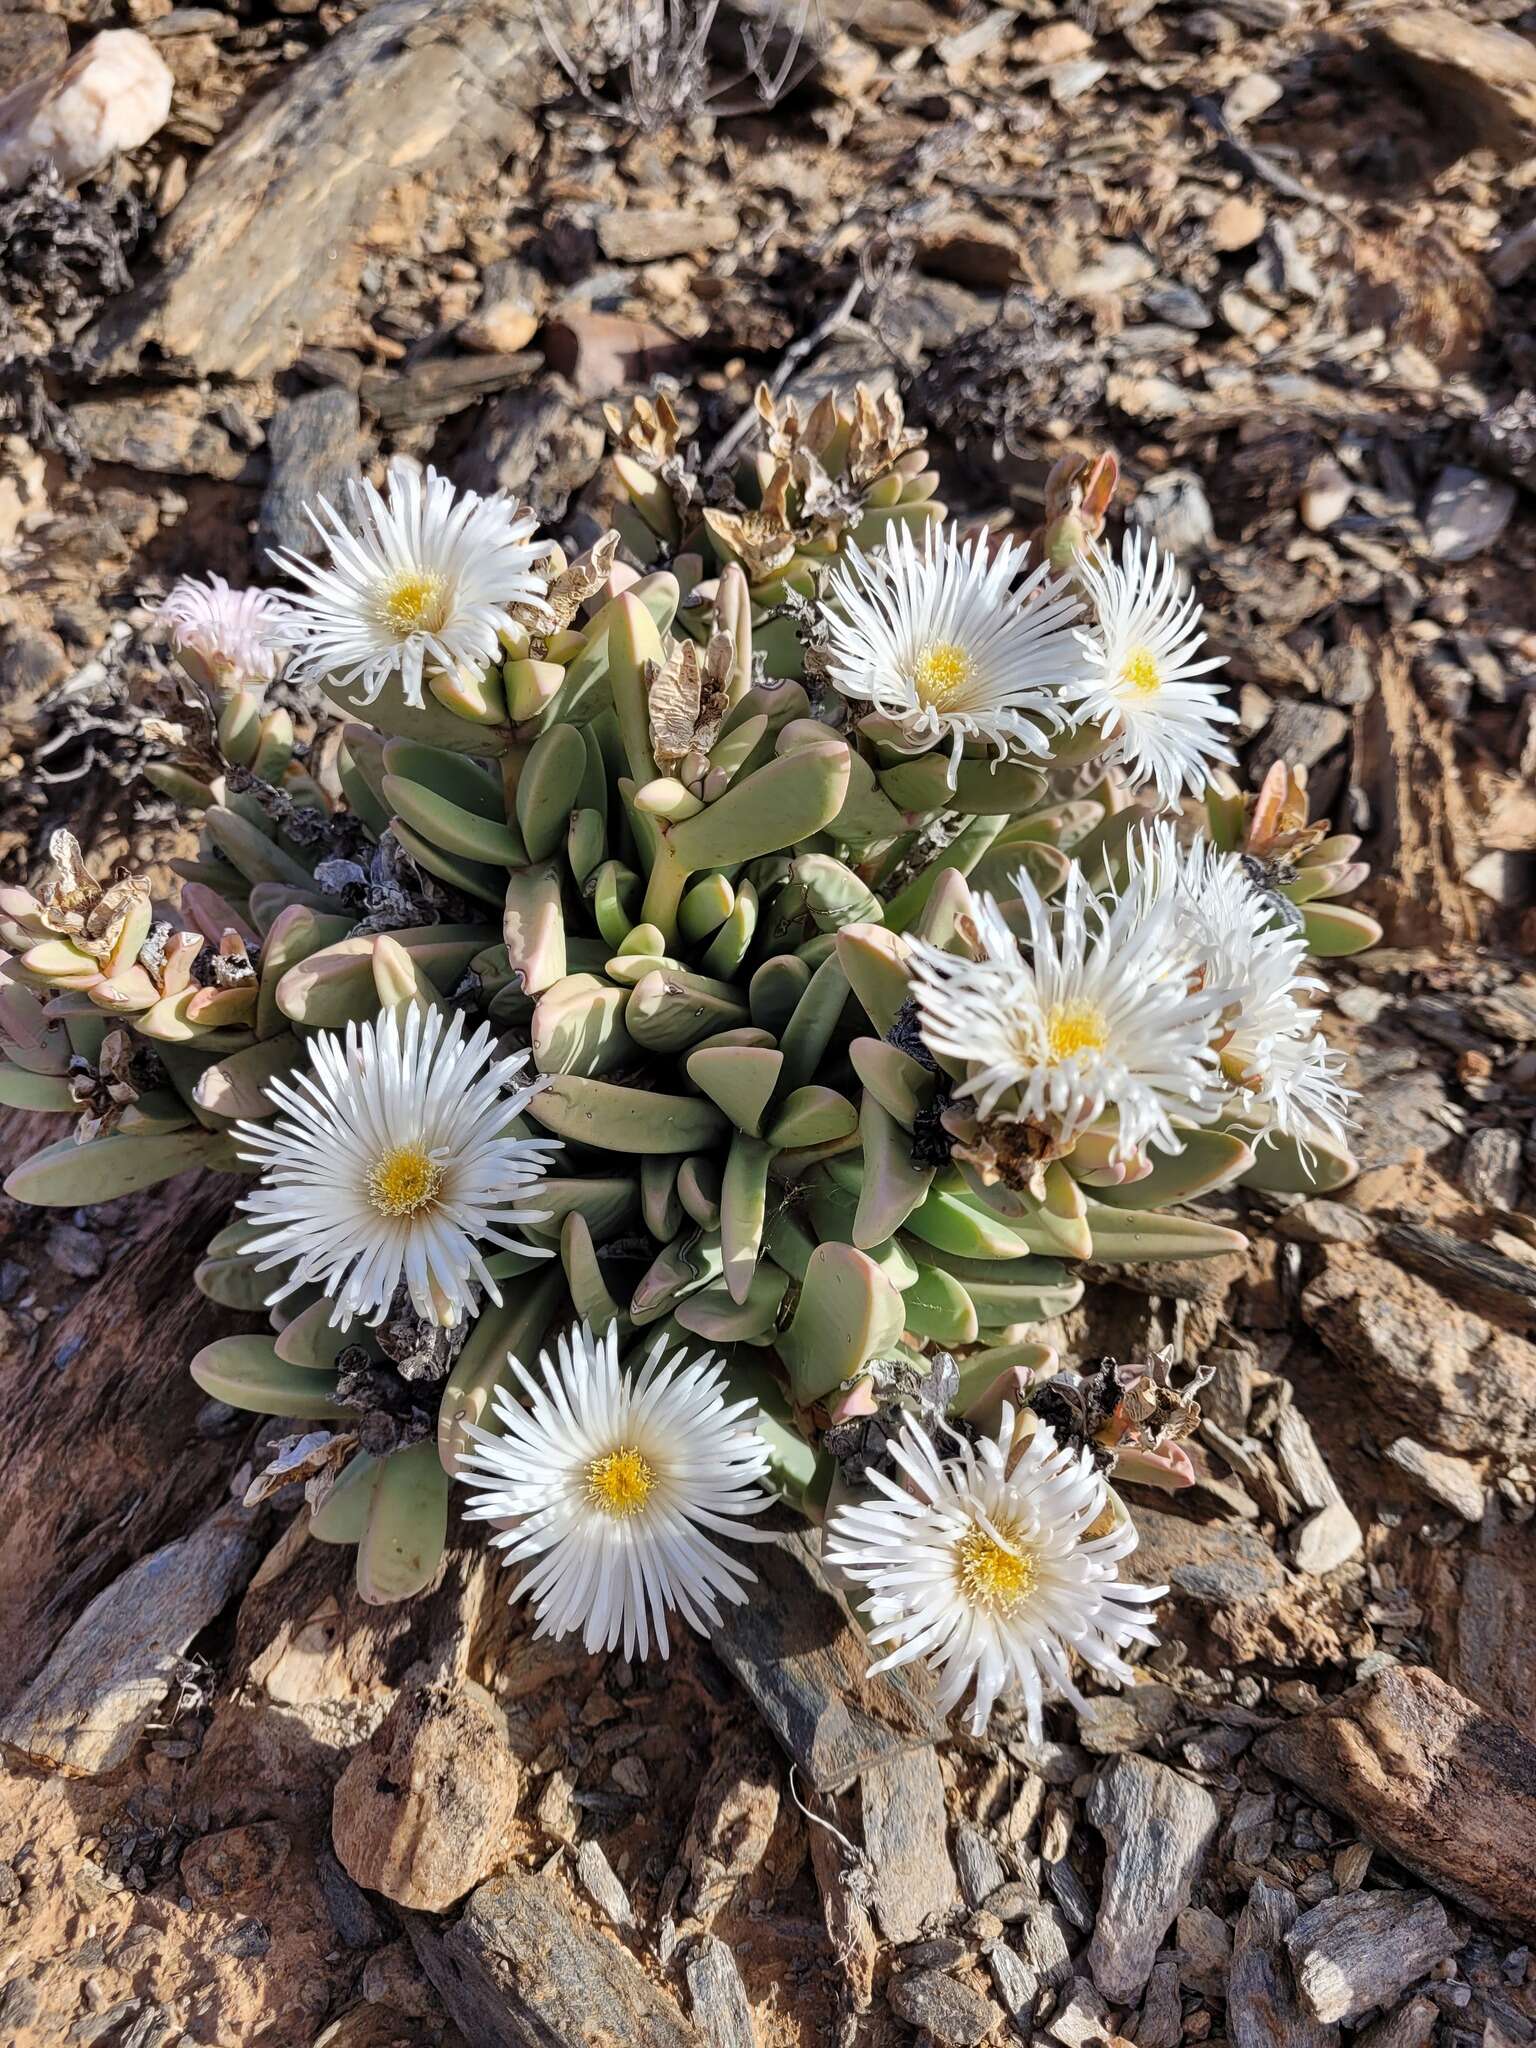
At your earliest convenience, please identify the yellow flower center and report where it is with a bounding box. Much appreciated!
[912,640,974,710]
[957,1524,1037,1613]
[367,1145,445,1218]
[586,1446,656,1518]
[378,570,451,638]
[1046,1003,1109,1062]
[1121,644,1162,695]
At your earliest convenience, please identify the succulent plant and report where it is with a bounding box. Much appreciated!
[1,383,1378,1666]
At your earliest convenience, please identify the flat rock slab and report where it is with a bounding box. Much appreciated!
[1257,1665,1536,1937]
[81,0,579,380]
[408,1866,701,2048]
[1086,1753,1222,2003]
[709,1522,945,1793]
[1284,1890,1458,2024]
[0,1498,261,1777]
[1127,1505,1286,1604]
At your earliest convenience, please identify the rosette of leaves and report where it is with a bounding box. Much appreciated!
[0,399,1375,1606]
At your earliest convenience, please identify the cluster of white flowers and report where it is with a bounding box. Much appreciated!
[823,520,1235,802]
[1131,819,1350,1153]
[153,459,1351,1741]
[158,462,550,704]
[225,979,1163,1727]
[908,821,1350,1168]
[159,463,1233,815]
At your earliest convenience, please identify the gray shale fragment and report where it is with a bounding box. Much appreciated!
[1134,1951,1186,2048]
[709,1523,945,1791]
[685,1936,755,2048]
[406,1866,700,2048]
[1355,1994,1439,2048]
[954,1821,1008,1908]
[1017,1901,1075,1996]
[887,1966,1004,2046]
[0,1498,261,1777]
[257,386,361,564]
[985,1937,1039,2023]
[1230,1876,1339,2048]
[1283,1890,1459,2024]
[1086,1754,1222,2003]
[574,1837,636,1931]
[861,1746,961,1942]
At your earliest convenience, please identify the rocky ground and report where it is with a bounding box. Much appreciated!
[3,1,1536,2045]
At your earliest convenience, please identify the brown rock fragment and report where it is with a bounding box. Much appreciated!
[70,393,246,481]
[1210,197,1266,252]
[1302,1249,1536,1458]
[1376,9,1536,161]
[182,1821,292,1903]
[332,1680,521,1913]
[80,0,570,380]
[458,301,540,354]
[1257,1665,1536,1937]
[541,311,692,399]
[597,208,738,263]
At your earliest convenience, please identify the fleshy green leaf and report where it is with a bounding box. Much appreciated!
[527,1074,728,1154]
[189,1335,347,1419]
[356,1443,450,1605]
[776,1243,907,1406]
[5,1127,241,1206]
[1237,1129,1358,1195]
[1088,1129,1256,1208]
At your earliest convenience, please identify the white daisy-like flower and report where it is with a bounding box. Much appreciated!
[821,522,1087,777]
[908,865,1227,1160]
[273,462,551,708]
[1219,924,1351,1152]
[823,1407,1164,1740]
[1123,821,1352,1152]
[456,1321,773,1660]
[1125,816,1269,994]
[158,573,291,682]
[1067,531,1238,806]
[234,1005,559,1329]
